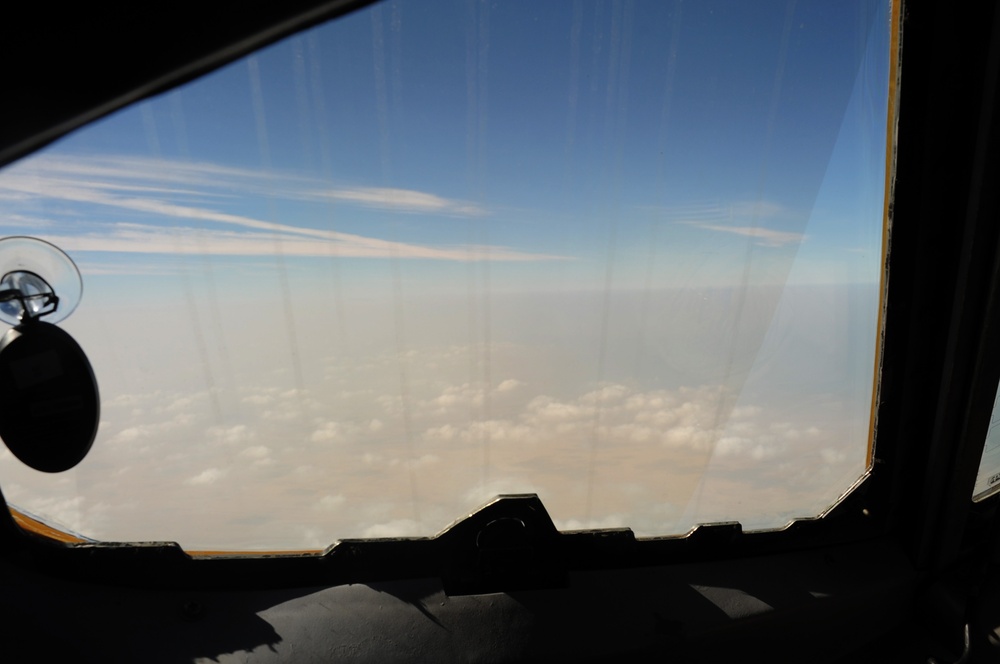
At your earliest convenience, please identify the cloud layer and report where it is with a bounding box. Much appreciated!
[0,332,869,550]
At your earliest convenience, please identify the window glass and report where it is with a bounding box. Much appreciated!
[0,0,894,550]
[974,385,1000,501]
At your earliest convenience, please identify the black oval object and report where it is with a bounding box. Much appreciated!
[0,321,99,472]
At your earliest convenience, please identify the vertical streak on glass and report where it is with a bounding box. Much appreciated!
[589,1,606,98]
[684,0,798,524]
[163,90,249,532]
[140,104,162,156]
[465,249,479,487]
[584,0,620,527]
[466,0,492,493]
[564,0,583,191]
[464,0,481,486]
[465,0,479,489]
[248,56,306,394]
[306,33,349,353]
[291,38,316,172]
[480,238,493,492]
[390,0,404,126]
[636,0,683,379]
[718,0,797,398]
[168,91,238,421]
[140,102,222,425]
[372,8,391,174]
[477,0,493,495]
[602,0,622,140]
[372,5,420,528]
[585,0,632,527]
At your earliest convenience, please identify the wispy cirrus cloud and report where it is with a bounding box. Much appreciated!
[637,199,789,221]
[43,223,563,261]
[0,213,53,227]
[727,200,788,219]
[638,200,806,248]
[306,186,486,216]
[688,223,805,248]
[0,154,558,261]
[4,153,486,216]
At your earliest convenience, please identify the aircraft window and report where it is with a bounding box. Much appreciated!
[973,384,1000,501]
[0,0,895,551]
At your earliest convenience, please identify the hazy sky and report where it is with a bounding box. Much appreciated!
[0,0,891,550]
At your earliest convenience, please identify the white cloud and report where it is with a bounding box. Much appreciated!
[422,424,458,443]
[39,224,564,262]
[422,419,533,445]
[0,213,53,227]
[310,185,486,216]
[524,396,589,423]
[496,379,523,393]
[688,223,805,248]
[19,496,85,532]
[430,383,485,411]
[0,154,566,262]
[732,406,763,419]
[579,384,630,404]
[639,199,804,248]
[10,154,264,189]
[186,467,227,486]
[729,200,788,219]
[107,426,152,445]
[640,199,789,221]
[406,454,441,468]
[75,261,184,277]
[661,425,716,451]
[104,393,156,408]
[13,153,487,217]
[376,394,404,417]
[462,478,542,507]
[310,420,344,443]
[820,448,846,465]
[553,514,629,531]
[391,454,440,470]
[415,382,806,464]
[715,436,783,460]
[261,408,305,422]
[208,424,254,445]
[362,518,421,538]
[107,418,188,446]
[167,396,196,412]
[315,494,346,511]
[239,445,271,460]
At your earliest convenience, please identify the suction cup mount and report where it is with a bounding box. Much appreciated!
[0,236,82,325]
[0,237,98,473]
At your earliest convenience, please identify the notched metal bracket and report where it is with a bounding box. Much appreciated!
[438,494,567,596]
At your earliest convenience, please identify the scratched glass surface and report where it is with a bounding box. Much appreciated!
[0,0,893,550]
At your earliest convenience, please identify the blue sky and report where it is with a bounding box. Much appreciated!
[0,0,891,287]
[0,0,893,549]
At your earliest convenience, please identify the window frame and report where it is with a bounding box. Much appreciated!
[0,0,998,602]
